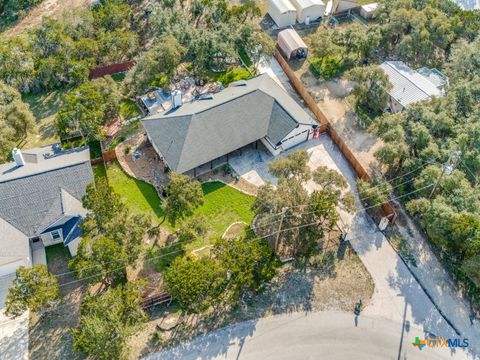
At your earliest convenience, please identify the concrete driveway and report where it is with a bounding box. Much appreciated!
[0,310,29,360]
[144,311,470,360]
[0,275,29,360]
[229,135,478,358]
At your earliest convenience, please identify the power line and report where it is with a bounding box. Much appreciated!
[0,182,434,295]
[255,183,435,239]
[52,238,191,278]
[0,247,186,295]
[251,158,438,223]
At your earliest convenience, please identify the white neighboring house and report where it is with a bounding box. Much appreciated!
[142,74,318,178]
[0,145,94,306]
[290,0,325,23]
[379,61,448,113]
[268,0,297,27]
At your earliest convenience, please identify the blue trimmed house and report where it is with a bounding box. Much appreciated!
[0,145,94,304]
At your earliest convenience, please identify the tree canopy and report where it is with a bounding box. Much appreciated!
[150,0,272,76]
[368,38,480,295]
[0,0,138,92]
[5,265,59,318]
[0,81,35,161]
[164,173,204,225]
[69,178,150,286]
[253,150,354,260]
[123,35,184,96]
[346,65,392,118]
[164,256,227,313]
[72,281,146,360]
[55,77,120,141]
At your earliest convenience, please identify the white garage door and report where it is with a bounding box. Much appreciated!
[281,129,310,150]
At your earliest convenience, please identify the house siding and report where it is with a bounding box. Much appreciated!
[280,124,312,150]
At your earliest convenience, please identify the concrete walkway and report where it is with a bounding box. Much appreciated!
[0,310,29,360]
[229,136,479,358]
[144,311,469,360]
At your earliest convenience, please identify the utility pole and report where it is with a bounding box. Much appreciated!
[274,207,288,254]
[429,150,461,200]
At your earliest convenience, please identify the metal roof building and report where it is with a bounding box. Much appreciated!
[290,0,325,23]
[379,61,445,113]
[142,74,317,177]
[268,0,297,27]
[277,28,308,60]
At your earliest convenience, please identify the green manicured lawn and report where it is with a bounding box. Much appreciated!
[93,162,255,242]
[93,162,107,180]
[102,162,165,220]
[192,181,254,237]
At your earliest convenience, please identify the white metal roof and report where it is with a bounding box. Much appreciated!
[361,2,378,12]
[278,29,308,54]
[291,0,325,9]
[380,61,443,108]
[270,0,296,13]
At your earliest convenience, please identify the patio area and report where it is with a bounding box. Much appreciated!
[115,133,170,192]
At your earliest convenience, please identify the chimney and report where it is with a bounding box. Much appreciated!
[12,148,25,167]
[171,90,182,109]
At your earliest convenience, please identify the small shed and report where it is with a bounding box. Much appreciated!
[290,0,325,24]
[268,0,297,28]
[360,3,378,19]
[277,29,308,60]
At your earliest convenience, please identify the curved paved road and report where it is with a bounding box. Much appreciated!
[144,312,471,360]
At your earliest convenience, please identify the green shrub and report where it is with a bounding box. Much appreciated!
[119,99,141,120]
[310,55,345,80]
[218,67,251,86]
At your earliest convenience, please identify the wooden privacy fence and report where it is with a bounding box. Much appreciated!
[91,149,117,165]
[141,292,172,310]
[274,51,397,222]
[89,61,135,79]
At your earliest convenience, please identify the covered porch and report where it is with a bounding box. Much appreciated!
[183,140,266,178]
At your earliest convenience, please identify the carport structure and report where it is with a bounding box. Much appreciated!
[141,74,317,178]
[277,28,308,60]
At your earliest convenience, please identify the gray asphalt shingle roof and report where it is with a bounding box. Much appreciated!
[380,61,443,108]
[142,74,314,173]
[0,147,94,238]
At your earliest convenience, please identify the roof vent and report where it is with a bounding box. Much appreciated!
[171,90,182,108]
[230,80,247,87]
[12,148,25,167]
[198,93,214,100]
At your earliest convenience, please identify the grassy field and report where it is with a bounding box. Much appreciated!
[22,89,66,148]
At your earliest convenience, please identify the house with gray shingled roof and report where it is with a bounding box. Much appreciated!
[380,61,447,113]
[141,74,318,177]
[0,145,94,297]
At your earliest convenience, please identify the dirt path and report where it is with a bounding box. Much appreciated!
[1,0,90,39]
[300,70,384,175]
